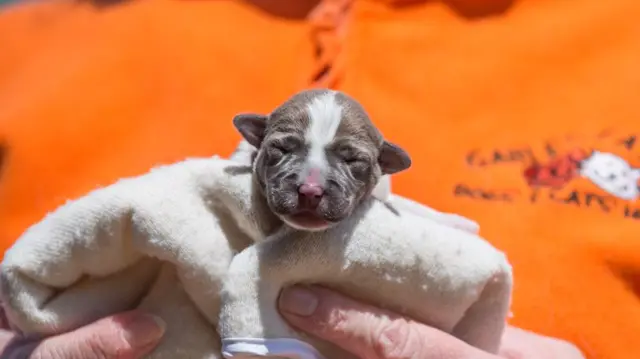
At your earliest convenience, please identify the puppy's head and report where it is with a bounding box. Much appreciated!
[233,89,411,231]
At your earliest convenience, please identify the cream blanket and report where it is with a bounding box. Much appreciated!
[0,144,512,358]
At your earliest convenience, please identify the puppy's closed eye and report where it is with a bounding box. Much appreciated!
[336,146,368,165]
[271,143,290,155]
[344,156,368,166]
[270,136,303,155]
[335,147,371,183]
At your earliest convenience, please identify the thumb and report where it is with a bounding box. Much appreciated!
[28,311,165,359]
[279,286,497,359]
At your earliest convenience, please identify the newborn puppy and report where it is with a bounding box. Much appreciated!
[233,89,411,231]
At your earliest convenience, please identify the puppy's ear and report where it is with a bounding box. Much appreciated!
[379,141,411,175]
[233,114,268,148]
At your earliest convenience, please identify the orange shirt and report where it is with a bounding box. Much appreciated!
[1,1,639,358]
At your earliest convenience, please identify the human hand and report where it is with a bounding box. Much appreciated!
[0,309,165,359]
[278,285,585,359]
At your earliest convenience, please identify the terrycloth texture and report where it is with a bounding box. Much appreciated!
[0,151,511,358]
[2,0,639,358]
[218,197,509,358]
[0,157,243,358]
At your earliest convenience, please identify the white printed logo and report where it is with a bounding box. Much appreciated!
[580,151,640,200]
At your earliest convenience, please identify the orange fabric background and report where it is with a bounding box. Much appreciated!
[1,0,640,358]
[338,1,640,358]
[0,0,314,243]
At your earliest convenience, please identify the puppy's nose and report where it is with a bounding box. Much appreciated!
[298,184,324,208]
[299,183,324,198]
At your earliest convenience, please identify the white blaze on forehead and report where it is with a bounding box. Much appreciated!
[303,91,343,181]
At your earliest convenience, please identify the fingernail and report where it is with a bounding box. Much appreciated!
[123,314,166,348]
[279,286,319,317]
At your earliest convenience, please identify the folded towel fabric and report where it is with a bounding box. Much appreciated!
[219,194,511,358]
[0,148,511,358]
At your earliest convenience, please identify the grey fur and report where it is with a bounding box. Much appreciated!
[233,89,411,230]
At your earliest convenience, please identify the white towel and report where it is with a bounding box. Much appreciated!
[0,145,511,359]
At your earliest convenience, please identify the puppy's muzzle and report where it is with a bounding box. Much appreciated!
[298,183,324,210]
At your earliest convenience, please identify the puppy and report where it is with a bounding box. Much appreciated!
[232,88,411,231]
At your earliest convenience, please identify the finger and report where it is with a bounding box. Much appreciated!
[0,329,16,352]
[18,311,165,359]
[279,285,498,359]
[499,326,586,359]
